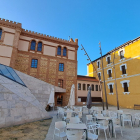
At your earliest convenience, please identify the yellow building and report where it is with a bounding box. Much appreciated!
[87,37,140,109]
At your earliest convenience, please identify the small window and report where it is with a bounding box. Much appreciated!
[78,83,81,90]
[121,65,126,74]
[31,59,38,68]
[30,40,36,51]
[58,79,63,88]
[109,85,113,93]
[91,84,94,91]
[63,47,67,56]
[107,57,110,64]
[59,63,64,71]
[0,29,2,40]
[37,42,42,51]
[120,50,124,59]
[87,84,90,90]
[108,70,112,78]
[123,82,128,92]
[98,73,101,80]
[83,84,86,90]
[96,85,98,91]
[97,61,100,68]
[57,46,61,55]
[99,85,101,91]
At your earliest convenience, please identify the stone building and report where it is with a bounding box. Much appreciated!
[87,36,140,109]
[0,18,78,106]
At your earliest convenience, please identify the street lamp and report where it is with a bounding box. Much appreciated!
[112,48,119,110]
[81,44,104,110]
[99,42,108,110]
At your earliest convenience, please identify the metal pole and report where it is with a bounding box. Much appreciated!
[99,42,108,110]
[81,45,104,110]
[113,48,119,110]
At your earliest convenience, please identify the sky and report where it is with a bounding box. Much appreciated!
[1,0,140,75]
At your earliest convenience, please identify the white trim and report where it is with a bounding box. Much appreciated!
[103,73,140,82]
[119,58,125,62]
[97,60,100,68]
[92,55,140,73]
[107,68,112,74]
[118,48,125,56]
[106,55,111,61]
[123,92,130,95]
[120,80,130,87]
[109,93,114,95]
[107,83,114,89]
[108,77,112,80]
[120,63,127,71]
[98,72,101,76]
[121,74,127,77]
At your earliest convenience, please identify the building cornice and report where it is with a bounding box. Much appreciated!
[0,18,79,49]
[87,36,140,65]
[21,29,78,48]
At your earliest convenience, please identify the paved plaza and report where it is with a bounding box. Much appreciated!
[46,106,140,140]
[0,106,140,140]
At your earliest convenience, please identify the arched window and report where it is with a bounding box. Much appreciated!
[57,46,61,55]
[30,40,36,51]
[0,29,2,40]
[37,42,42,51]
[83,84,86,90]
[78,83,81,90]
[63,47,67,56]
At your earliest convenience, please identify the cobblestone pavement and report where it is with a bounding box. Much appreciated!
[0,118,52,140]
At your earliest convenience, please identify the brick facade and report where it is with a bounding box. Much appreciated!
[0,18,78,106]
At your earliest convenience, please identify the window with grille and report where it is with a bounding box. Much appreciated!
[108,70,112,78]
[91,84,94,91]
[59,63,64,71]
[83,84,86,90]
[87,84,90,90]
[109,85,113,93]
[58,79,63,88]
[121,65,126,74]
[57,46,61,55]
[0,29,2,40]
[123,82,128,92]
[98,73,101,80]
[78,83,81,90]
[120,50,124,59]
[63,47,67,56]
[31,59,38,68]
[37,42,42,51]
[97,61,100,68]
[30,40,36,51]
[107,57,110,64]
[96,85,98,91]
